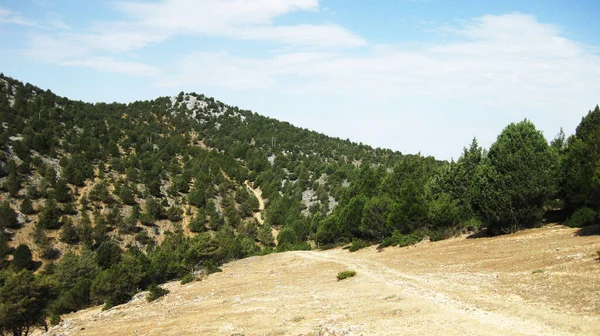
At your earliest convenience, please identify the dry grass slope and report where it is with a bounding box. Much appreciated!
[43,224,600,336]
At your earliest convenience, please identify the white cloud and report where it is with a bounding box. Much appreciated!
[46,12,70,30]
[23,0,363,78]
[162,14,600,107]
[63,57,161,77]
[12,1,600,158]
[158,13,600,158]
[0,5,42,27]
[26,33,162,76]
[112,0,364,48]
[117,0,319,28]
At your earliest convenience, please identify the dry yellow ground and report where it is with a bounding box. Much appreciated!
[44,224,600,336]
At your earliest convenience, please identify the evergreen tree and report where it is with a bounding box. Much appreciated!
[257,222,274,246]
[0,270,51,336]
[12,244,33,270]
[53,179,71,203]
[60,217,80,244]
[96,241,122,270]
[78,213,93,248]
[0,231,10,266]
[0,201,20,229]
[473,120,558,234]
[37,199,61,230]
[20,198,35,215]
[562,106,600,211]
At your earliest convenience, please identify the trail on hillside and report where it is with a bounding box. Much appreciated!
[43,225,600,336]
[244,180,264,224]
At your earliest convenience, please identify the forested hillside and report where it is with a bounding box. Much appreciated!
[0,73,598,335]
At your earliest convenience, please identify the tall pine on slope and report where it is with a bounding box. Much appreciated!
[562,106,600,212]
[472,120,558,234]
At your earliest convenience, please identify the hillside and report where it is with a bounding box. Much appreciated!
[1,73,600,336]
[43,225,600,336]
[0,72,412,261]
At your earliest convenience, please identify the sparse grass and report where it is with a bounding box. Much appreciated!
[337,270,357,281]
[532,269,545,274]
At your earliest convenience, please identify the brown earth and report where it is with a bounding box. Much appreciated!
[43,224,600,336]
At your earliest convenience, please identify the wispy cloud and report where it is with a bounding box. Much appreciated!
[0,5,42,27]
[154,12,600,158]
[23,0,364,76]
[161,13,600,111]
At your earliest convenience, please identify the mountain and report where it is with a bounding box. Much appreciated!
[0,73,598,335]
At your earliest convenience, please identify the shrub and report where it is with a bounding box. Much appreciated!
[146,284,169,302]
[381,230,425,248]
[135,230,153,245]
[180,273,195,285]
[348,239,369,252]
[566,207,597,228]
[337,270,356,281]
[429,226,460,242]
[202,260,222,275]
[50,315,61,326]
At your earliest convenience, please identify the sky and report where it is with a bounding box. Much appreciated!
[1,0,600,160]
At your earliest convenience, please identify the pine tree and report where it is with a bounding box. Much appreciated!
[60,217,80,244]
[12,244,33,270]
[0,201,19,229]
[0,270,52,336]
[78,213,93,248]
[473,120,558,234]
[37,199,61,230]
[20,198,35,215]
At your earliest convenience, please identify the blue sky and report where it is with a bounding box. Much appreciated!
[2,0,600,160]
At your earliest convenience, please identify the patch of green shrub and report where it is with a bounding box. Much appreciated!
[146,284,169,302]
[429,227,460,242]
[380,230,425,247]
[566,207,597,228]
[202,260,222,275]
[180,273,195,285]
[348,239,369,252]
[337,270,356,281]
[50,314,61,326]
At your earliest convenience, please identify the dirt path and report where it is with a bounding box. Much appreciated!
[244,180,264,225]
[43,225,600,336]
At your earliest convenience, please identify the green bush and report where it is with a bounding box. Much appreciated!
[566,207,597,228]
[202,260,222,275]
[146,284,169,302]
[50,314,61,326]
[381,230,425,248]
[429,226,460,242]
[180,273,195,285]
[337,270,356,281]
[348,239,369,252]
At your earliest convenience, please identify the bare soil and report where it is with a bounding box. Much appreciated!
[44,224,600,336]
